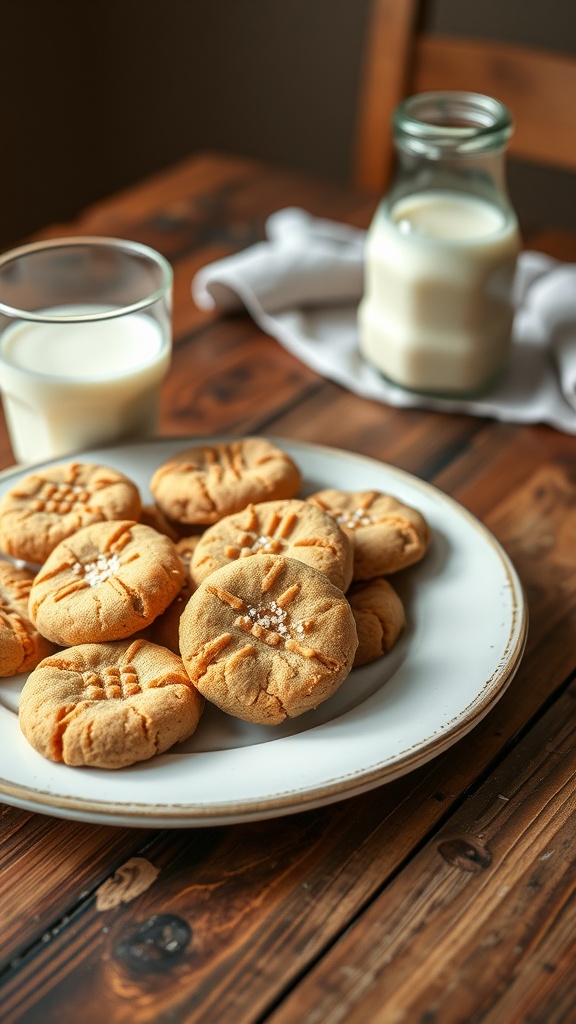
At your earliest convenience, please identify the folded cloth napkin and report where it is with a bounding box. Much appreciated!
[192,207,576,434]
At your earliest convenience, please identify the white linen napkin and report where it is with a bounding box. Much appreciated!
[192,207,576,434]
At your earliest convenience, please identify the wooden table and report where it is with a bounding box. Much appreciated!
[2,154,576,1023]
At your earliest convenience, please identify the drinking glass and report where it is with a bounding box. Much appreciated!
[0,236,173,463]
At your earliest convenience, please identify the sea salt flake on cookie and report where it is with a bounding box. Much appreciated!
[179,554,358,726]
[28,520,184,646]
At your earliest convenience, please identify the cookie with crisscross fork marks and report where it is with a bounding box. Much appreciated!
[149,437,302,526]
[28,520,184,646]
[308,489,431,580]
[0,461,142,565]
[19,638,204,768]
[179,554,358,725]
[0,561,56,676]
[190,499,353,592]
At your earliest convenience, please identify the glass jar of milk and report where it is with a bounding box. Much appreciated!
[358,92,521,396]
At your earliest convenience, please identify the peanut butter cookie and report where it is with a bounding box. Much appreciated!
[0,561,56,676]
[308,489,430,580]
[144,582,195,654]
[144,536,200,653]
[190,499,353,592]
[0,462,142,565]
[347,578,406,667]
[149,437,302,526]
[28,520,184,647]
[174,535,201,582]
[19,638,204,769]
[139,503,181,541]
[179,554,358,725]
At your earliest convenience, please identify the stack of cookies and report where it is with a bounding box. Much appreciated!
[0,438,430,770]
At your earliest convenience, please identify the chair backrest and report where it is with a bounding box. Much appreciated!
[354,0,576,192]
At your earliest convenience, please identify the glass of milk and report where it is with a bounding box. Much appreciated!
[0,236,173,464]
[358,92,521,396]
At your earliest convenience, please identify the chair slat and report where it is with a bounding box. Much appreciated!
[413,37,576,171]
[353,0,419,191]
[354,1,576,191]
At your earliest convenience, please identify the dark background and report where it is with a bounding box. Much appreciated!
[2,0,575,248]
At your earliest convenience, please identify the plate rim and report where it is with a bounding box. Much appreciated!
[0,435,528,826]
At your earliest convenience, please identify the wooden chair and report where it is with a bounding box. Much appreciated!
[354,0,576,192]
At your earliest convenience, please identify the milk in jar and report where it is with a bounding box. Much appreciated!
[359,189,520,394]
[358,91,521,396]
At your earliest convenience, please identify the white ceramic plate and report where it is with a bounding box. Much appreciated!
[0,437,527,828]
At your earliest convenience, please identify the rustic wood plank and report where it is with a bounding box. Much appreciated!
[0,806,154,969]
[33,154,261,240]
[434,423,576,523]
[263,379,487,479]
[34,153,376,252]
[160,317,322,440]
[265,680,576,1024]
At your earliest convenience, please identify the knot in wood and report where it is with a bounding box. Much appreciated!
[437,837,492,872]
[114,914,191,974]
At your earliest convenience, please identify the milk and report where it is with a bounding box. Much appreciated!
[0,307,170,462]
[358,190,520,395]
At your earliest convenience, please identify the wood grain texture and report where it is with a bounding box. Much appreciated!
[0,806,154,969]
[267,678,576,1024]
[161,317,321,439]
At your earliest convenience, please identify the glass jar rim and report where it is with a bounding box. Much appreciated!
[393,91,514,155]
